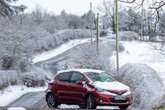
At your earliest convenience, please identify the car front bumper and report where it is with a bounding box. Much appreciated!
[94,92,133,106]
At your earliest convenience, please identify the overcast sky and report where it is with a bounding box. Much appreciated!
[18,0,101,15]
[17,0,156,15]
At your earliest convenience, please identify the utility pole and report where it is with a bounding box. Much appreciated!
[115,0,119,73]
[90,2,92,11]
[141,3,144,40]
[96,13,99,55]
[112,7,115,34]
[90,2,93,43]
[20,14,23,24]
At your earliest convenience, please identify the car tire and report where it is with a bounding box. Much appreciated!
[119,105,129,110]
[86,94,96,109]
[27,83,31,87]
[46,93,58,108]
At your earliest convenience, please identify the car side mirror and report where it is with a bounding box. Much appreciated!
[82,81,87,85]
[76,81,87,85]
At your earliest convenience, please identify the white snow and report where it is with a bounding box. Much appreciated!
[8,107,26,110]
[58,104,79,109]
[32,39,90,63]
[58,104,118,109]
[110,41,165,85]
[93,81,130,91]
[0,85,46,106]
[58,69,104,74]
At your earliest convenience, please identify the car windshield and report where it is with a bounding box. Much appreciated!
[85,72,115,82]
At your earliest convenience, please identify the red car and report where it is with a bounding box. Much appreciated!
[46,69,133,109]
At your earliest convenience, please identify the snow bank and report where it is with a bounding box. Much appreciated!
[8,107,26,110]
[119,63,165,109]
[0,85,46,106]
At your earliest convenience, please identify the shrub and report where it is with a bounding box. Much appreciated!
[119,31,139,41]
[119,63,165,109]
[1,56,15,70]
[0,70,18,89]
[100,31,107,37]
[53,29,91,46]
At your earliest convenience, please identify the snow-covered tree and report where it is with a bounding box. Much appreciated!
[97,0,114,31]
[102,14,111,29]
[68,14,85,29]
[32,7,44,24]
[0,0,26,16]
[159,12,165,36]
[82,10,95,29]
[119,8,142,34]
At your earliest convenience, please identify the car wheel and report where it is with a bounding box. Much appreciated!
[27,83,31,87]
[46,93,58,108]
[86,94,96,109]
[119,105,129,110]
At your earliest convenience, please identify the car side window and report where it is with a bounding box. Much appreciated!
[70,72,83,83]
[57,72,70,82]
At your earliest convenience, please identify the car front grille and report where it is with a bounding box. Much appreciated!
[111,97,128,103]
[111,99,128,103]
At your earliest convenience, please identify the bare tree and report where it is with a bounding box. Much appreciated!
[97,0,115,32]
[119,0,165,31]
[98,0,164,40]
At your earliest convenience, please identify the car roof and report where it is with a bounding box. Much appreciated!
[58,69,104,74]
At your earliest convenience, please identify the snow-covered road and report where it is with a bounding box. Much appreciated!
[9,91,46,108]
[32,39,90,64]
[0,86,46,106]
[111,41,165,85]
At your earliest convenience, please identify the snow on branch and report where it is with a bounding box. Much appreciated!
[150,1,165,10]
[0,0,26,16]
[119,0,136,3]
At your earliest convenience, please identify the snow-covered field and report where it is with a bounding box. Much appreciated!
[111,41,165,85]
[0,85,46,106]
[33,39,90,64]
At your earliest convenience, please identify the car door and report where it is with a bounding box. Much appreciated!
[68,71,87,104]
[55,72,71,103]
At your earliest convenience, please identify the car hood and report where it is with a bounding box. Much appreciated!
[93,81,130,91]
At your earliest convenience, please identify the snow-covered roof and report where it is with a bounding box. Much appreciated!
[58,69,104,74]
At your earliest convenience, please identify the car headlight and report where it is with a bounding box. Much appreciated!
[96,88,118,96]
[122,90,132,96]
